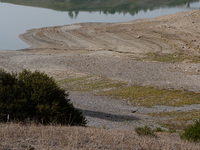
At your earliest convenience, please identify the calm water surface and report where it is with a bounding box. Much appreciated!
[0,1,199,50]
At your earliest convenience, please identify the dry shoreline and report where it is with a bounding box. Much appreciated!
[17,10,200,92]
[1,10,200,130]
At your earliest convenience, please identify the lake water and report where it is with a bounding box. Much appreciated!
[0,1,199,50]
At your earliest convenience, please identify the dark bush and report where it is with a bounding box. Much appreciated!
[181,120,200,142]
[0,69,86,126]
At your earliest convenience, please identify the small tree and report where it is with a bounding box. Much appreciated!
[0,69,86,126]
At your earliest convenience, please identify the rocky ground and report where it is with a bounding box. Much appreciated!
[1,10,200,130]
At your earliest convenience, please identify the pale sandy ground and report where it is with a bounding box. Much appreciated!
[1,10,200,129]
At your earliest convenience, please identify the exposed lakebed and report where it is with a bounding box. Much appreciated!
[0,0,199,50]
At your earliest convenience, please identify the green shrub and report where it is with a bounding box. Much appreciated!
[181,120,200,142]
[154,127,165,132]
[135,126,157,137]
[0,69,86,126]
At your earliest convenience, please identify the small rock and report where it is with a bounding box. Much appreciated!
[196,69,200,72]
[131,108,138,113]
[131,110,138,113]
[173,66,179,69]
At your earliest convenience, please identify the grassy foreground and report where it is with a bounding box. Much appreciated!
[1,122,200,149]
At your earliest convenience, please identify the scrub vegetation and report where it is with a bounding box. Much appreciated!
[0,69,86,126]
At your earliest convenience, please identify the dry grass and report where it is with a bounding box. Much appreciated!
[0,123,200,150]
[147,110,200,130]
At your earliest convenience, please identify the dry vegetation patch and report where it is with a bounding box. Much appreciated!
[147,110,200,130]
[57,76,200,107]
[143,52,200,63]
[0,123,200,149]
[99,86,200,107]
[57,75,125,92]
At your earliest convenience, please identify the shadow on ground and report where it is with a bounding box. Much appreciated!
[80,109,140,122]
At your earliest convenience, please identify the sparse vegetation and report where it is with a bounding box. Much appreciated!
[146,52,186,62]
[0,69,86,126]
[57,75,200,108]
[148,110,200,130]
[57,75,124,92]
[181,119,200,142]
[154,127,166,132]
[56,74,200,134]
[145,52,200,63]
[135,126,157,137]
[168,127,177,133]
[99,85,200,107]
